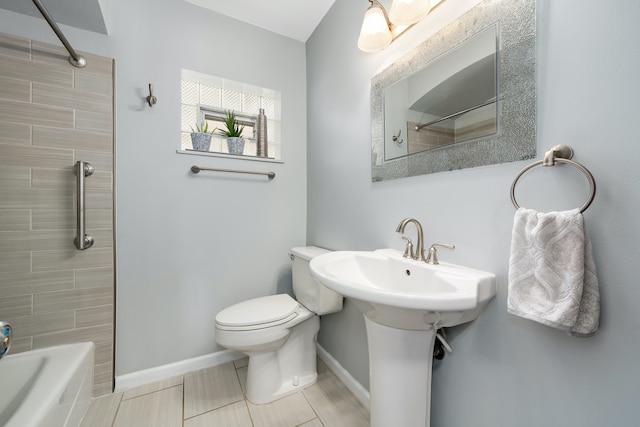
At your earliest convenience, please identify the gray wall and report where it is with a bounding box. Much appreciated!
[0,0,307,376]
[308,0,640,425]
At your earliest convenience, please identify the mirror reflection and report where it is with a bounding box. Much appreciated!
[371,0,536,182]
[384,26,497,161]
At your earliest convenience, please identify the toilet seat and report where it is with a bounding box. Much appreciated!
[216,294,303,331]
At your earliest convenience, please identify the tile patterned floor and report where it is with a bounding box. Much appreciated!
[80,358,369,427]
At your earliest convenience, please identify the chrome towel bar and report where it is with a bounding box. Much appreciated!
[191,166,275,180]
[510,145,596,213]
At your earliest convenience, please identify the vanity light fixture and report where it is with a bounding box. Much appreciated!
[358,0,442,52]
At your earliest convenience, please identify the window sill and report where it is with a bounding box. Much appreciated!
[176,149,284,164]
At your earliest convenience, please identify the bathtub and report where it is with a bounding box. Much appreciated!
[0,342,95,427]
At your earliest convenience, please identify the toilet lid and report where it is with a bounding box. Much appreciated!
[216,294,299,328]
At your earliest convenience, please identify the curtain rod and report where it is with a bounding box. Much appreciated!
[32,0,86,68]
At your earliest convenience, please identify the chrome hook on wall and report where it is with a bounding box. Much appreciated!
[392,129,403,145]
[147,83,157,107]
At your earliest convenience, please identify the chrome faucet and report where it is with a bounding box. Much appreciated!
[0,321,12,359]
[396,218,426,262]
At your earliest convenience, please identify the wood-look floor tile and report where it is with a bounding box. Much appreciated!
[185,401,253,427]
[114,385,183,427]
[303,370,369,427]
[122,375,184,400]
[80,392,122,427]
[184,362,244,419]
[247,393,316,427]
[299,419,325,427]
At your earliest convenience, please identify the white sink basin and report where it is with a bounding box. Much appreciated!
[310,248,496,330]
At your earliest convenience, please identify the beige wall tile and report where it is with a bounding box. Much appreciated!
[32,208,112,231]
[75,267,114,289]
[0,251,30,274]
[0,54,72,88]
[0,165,30,188]
[85,190,114,210]
[94,362,114,386]
[0,187,73,209]
[0,209,30,231]
[94,341,113,365]
[0,34,114,400]
[0,121,31,146]
[114,386,183,427]
[299,420,324,427]
[7,336,32,353]
[31,208,112,231]
[0,229,74,253]
[0,294,32,317]
[34,286,113,314]
[33,126,112,153]
[33,247,113,272]
[0,143,74,169]
[74,150,113,172]
[33,83,112,114]
[86,229,114,250]
[0,76,30,102]
[31,43,113,78]
[76,304,113,329]
[31,166,74,188]
[8,310,75,337]
[0,270,74,298]
[33,323,112,347]
[0,34,30,59]
[72,52,113,77]
[75,109,113,133]
[75,70,113,97]
[0,99,74,128]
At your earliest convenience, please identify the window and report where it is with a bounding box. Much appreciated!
[180,69,281,160]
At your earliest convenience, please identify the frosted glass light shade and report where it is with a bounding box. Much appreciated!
[389,0,431,25]
[358,5,392,52]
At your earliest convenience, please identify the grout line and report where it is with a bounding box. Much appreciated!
[110,393,123,427]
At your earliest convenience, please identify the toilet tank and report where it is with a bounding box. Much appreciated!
[290,246,343,315]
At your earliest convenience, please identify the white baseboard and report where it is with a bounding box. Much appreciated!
[316,344,370,410]
[114,345,370,411]
[114,349,244,392]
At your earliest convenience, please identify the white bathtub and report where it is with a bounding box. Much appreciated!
[0,342,95,427]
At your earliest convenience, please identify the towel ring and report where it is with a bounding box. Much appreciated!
[510,146,596,213]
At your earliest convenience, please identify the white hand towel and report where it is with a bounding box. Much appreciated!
[507,208,600,337]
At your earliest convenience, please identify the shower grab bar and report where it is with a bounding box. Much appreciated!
[414,99,496,131]
[32,0,87,68]
[75,161,95,250]
[191,165,275,180]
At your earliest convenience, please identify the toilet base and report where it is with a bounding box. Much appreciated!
[245,315,320,404]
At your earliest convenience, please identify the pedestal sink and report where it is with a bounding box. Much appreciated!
[310,248,496,427]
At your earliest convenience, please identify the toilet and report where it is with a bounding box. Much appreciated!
[214,246,343,404]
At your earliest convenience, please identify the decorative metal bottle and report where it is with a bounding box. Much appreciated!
[257,108,268,157]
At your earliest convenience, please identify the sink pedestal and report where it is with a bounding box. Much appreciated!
[365,317,436,427]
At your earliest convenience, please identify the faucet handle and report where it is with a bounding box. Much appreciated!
[426,243,455,265]
[401,237,414,259]
[0,321,12,358]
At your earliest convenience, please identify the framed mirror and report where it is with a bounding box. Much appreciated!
[371,0,536,181]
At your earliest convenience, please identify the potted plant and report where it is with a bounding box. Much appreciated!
[190,122,215,151]
[217,110,245,155]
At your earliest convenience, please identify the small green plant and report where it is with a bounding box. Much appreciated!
[191,121,215,135]
[216,110,245,138]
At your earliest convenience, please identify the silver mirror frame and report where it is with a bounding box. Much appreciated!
[371,0,536,181]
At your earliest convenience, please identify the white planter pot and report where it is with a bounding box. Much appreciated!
[227,137,245,155]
